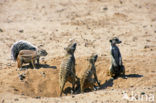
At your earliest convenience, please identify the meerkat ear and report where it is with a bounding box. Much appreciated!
[109,40,112,43]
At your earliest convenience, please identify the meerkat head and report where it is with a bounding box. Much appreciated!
[65,42,77,54]
[88,53,98,64]
[109,37,121,45]
[37,49,48,56]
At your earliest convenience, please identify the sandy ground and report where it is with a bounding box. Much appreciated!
[0,0,156,102]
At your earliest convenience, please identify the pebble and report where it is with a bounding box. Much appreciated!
[0,28,3,32]
[14,98,19,101]
[1,99,4,103]
[35,96,41,99]
[19,30,24,33]
[144,45,150,49]
[72,95,75,98]
[103,7,108,11]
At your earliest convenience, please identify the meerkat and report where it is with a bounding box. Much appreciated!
[59,42,77,96]
[17,49,47,69]
[108,37,125,79]
[80,54,100,93]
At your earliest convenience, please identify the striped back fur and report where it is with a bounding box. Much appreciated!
[59,42,77,96]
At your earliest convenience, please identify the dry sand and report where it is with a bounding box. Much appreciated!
[0,0,156,102]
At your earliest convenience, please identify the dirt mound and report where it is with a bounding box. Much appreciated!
[4,57,109,97]
[1,55,150,98]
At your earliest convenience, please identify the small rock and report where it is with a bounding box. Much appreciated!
[14,98,19,101]
[102,54,107,56]
[103,7,108,10]
[132,37,137,41]
[153,85,156,87]
[144,45,150,49]
[49,37,52,40]
[84,43,88,47]
[72,95,75,98]
[14,88,19,91]
[143,25,147,28]
[120,1,123,4]
[94,100,98,103]
[39,44,44,47]
[35,96,41,99]
[19,30,24,33]
[0,28,3,32]
[154,30,156,33]
[146,40,151,42]
[1,99,4,103]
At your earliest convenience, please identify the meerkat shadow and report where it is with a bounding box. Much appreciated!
[99,78,114,90]
[37,64,57,69]
[125,74,143,78]
[20,64,57,70]
[20,64,33,70]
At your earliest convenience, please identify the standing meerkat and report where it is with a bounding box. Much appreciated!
[80,54,100,93]
[108,37,125,79]
[59,42,77,96]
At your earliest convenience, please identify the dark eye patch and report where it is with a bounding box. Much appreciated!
[115,38,119,42]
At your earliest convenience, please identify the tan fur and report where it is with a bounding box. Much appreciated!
[59,43,77,96]
[17,49,47,69]
[80,54,100,93]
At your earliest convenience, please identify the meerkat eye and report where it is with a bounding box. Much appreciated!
[115,38,119,42]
